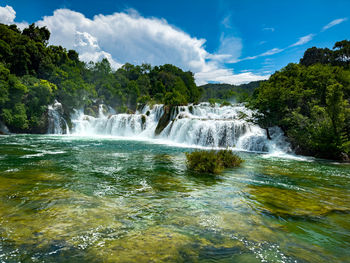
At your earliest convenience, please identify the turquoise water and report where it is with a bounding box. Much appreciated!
[0,135,349,262]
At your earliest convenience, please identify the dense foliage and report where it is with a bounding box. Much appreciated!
[250,40,350,160]
[0,23,201,133]
[200,81,263,103]
[186,150,244,174]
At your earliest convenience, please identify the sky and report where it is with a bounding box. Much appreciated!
[0,0,348,85]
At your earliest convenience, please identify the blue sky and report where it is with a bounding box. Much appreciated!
[0,0,349,85]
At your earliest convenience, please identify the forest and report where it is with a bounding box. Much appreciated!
[200,80,263,103]
[250,40,350,160]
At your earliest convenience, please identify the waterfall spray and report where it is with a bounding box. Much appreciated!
[47,100,70,134]
[67,103,290,154]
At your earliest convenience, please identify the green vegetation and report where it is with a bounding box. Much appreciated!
[0,23,201,133]
[250,40,350,160]
[185,150,244,174]
[200,81,263,103]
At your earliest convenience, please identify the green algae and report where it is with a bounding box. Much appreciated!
[247,185,350,218]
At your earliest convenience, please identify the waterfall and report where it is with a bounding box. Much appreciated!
[47,100,70,134]
[69,103,291,153]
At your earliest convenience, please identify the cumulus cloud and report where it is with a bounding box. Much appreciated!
[73,31,122,68]
[322,18,348,31]
[0,5,15,24]
[0,5,28,29]
[290,34,314,47]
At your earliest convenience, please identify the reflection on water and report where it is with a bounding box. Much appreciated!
[0,135,349,262]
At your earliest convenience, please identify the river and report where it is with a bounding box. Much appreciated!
[0,134,349,262]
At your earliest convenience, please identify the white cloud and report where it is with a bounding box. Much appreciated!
[36,9,210,74]
[322,18,348,31]
[0,5,15,24]
[262,27,275,32]
[0,5,28,30]
[290,34,314,47]
[73,31,122,68]
[195,66,268,85]
[221,15,232,29]
[217,34,243,61]
[260,47,284,56]
[228,47,283,64]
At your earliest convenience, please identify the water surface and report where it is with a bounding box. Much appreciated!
[0,135,349,262]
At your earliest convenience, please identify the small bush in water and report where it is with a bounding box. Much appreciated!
[185,150,243,174]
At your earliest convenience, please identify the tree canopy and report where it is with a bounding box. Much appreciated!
[251,40,350,160]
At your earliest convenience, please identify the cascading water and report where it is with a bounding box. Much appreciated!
[71,104,164,137]
[69,103,291,154]
[47,100,70,135]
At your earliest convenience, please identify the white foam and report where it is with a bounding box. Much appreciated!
[50,103,294,156]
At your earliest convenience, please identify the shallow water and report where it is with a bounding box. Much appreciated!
[0,135,349,263]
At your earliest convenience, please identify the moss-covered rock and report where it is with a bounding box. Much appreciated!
[188,105,194,114]
[155,106,177,135]
[186,150,243,174]
[247,186,350,219]
[141,115,146,130]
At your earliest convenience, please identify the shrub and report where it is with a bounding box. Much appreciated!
[221,101,231,107]
[208,98,216,107]
[185,149,243,174]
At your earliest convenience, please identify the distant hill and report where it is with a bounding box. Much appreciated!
[199,80,264,102]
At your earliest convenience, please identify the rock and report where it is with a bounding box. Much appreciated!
[141,115,146,130]
[155,106,176,135]
[340,152,350,162]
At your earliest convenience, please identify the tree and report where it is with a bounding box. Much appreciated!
[22,23,50,45]
[326,83,347,140]
[300,47,332,66]
[333,40,350,67]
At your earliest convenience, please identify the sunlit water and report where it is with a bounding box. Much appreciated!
[0,135,349,263]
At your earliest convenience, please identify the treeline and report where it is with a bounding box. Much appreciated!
[0,23,201,133]
[250,40,350,160]
[200,81,263,103]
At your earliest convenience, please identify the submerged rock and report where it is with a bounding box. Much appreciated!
[248,186,350,219]
[340,152,350,162]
